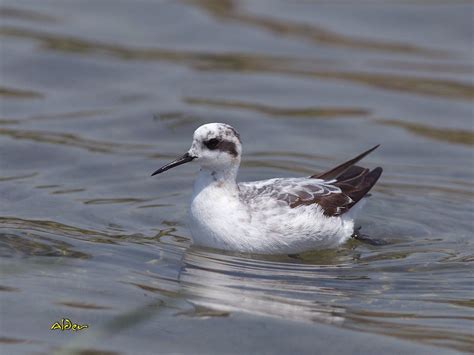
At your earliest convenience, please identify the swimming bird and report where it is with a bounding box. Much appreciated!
[152,123,382,254]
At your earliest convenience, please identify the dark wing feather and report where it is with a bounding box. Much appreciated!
[291,167,382,216]
[336,165,368,181]
[335,167,382,212]
[312,145,379,180]
[292,146,382,216]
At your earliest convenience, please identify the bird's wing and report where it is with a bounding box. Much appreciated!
[239,146,382,217]
[311,145,379,180]
[239,177,340,207]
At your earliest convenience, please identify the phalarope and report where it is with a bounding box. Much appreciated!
[152,123,382,254]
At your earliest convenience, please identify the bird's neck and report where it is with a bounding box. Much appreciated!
[194,165,239,194]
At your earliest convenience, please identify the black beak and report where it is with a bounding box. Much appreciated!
[151,152,195,176]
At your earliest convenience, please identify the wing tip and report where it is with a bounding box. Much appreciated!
[312,144,381,181]
[372,166,383,176]
[366,144,381,155]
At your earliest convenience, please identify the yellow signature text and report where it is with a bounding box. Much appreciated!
[50,318,89,331]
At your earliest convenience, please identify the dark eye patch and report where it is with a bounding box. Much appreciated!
[203,138,238,157]
[204,138,220,150]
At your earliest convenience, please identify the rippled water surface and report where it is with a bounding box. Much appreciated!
[1,1,473,354]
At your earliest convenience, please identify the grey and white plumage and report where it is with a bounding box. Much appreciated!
[152,123,382,254]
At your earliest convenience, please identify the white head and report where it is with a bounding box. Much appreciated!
[151,123,242,177]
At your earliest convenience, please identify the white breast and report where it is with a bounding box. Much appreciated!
[188,172,354,254]
[189,181,254,250]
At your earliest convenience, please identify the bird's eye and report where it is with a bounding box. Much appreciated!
[204,138,220,150]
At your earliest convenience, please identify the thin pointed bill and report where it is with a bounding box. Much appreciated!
[151,152,195,176]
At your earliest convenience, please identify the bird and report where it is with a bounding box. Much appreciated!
[152,123,382,254]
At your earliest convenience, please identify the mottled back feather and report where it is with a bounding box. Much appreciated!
[239,146,382,217]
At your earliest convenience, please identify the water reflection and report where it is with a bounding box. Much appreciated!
[179,246,474,352]
[181,248,348,324]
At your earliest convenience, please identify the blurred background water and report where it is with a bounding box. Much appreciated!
[0,1,473,354]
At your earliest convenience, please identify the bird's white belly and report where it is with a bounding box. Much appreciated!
[188,185,354,254]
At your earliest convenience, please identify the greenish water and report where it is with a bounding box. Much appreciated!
[0,1,473,354]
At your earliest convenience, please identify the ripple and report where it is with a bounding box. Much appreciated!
[186,0,450,57]
[1,26,472,100]
[344,313,474,353]
[0,172,38,182]
[24,109,112,122]
[57,301,114,310]
[371,59,474,75]
[0,6,58,23]
[125,282,180,298]
[177,305,230,318]
[136,204,174,209]
[0,217,182,246]
[82,198,151,205]
[0,285,20,292]
[378,119,474,146]
[0,127,152,155]
[0,232,90,259]
[51,188,86,195]
[0,118,20,125]
[154,112,202,129]
[184,97,371,119]
[0,86,43,99]
[0,336,37,344]
[296,70,473,100]
[378,181,474,199]
[440,299,474,309]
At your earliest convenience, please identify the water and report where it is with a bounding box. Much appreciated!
[0,1,473,354]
